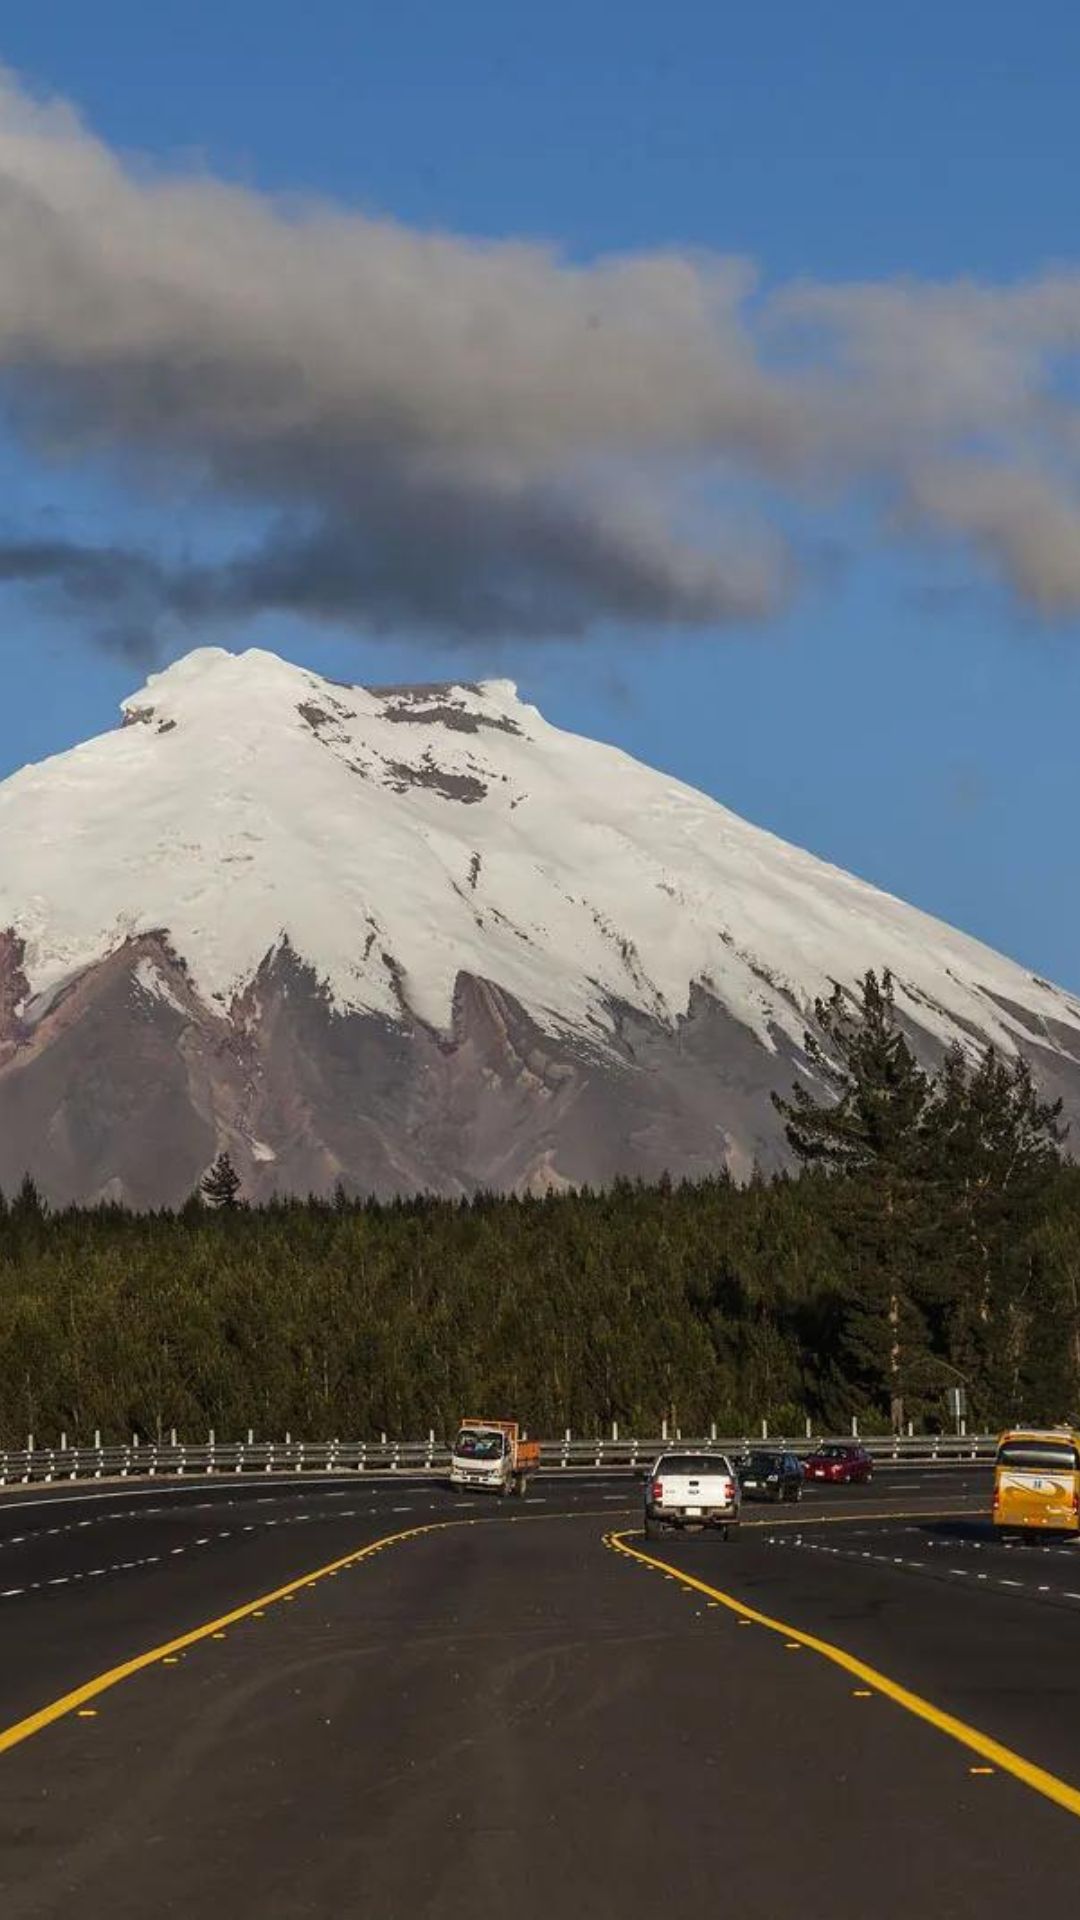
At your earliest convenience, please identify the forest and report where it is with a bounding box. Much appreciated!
[0,974,1076,1447]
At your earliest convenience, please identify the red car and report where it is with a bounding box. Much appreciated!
[802,1442,873,1485]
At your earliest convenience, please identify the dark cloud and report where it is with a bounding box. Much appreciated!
[0,468,782,651]
[2,71,1080,645]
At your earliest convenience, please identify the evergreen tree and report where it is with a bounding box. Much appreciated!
[774,972,934,1430]
[919,1046,1067,1415]
[12,1173,46,1220]
[200,1153,242,1210]
[772,971,930,1174]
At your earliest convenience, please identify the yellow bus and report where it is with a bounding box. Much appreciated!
[992,1428,1080,1534]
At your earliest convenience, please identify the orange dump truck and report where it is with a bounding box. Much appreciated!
[448,1419,541,1497]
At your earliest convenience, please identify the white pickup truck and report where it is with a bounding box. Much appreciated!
[644,1450,741,1540]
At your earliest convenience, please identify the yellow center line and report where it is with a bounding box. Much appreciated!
[0,1519,454,1758]
[0,1503,630,1760]
[607,1529,1080,1822]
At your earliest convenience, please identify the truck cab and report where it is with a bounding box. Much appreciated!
[449,1419,538,1496]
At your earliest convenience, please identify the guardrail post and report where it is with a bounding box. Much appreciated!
[710,1421,717,1442]
[851,1415,859,1438]
[426,1429,435,1469]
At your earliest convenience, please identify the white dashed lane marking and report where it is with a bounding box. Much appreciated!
[765,1532,1080,1606]
[0,1500,348,1599]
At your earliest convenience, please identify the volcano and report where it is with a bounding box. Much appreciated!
[0,646,1077,1205]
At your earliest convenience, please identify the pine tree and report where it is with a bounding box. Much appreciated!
[12,1173,46,1220]
[773,972,933,1430]
[200,1152,242,1209]
[919,1046,1067,1415]
[772,971,930,1174]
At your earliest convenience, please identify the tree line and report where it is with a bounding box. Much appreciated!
[0,973,1075,1446]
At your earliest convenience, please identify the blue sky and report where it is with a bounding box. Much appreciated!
[3,2,1080,986]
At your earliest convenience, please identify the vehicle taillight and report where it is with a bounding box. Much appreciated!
[651,1479,664,1502]
[992,1485,1000,1510]
[723,1479,734,1500]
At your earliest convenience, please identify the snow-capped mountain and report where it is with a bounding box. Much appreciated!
[1,645,1078,1205]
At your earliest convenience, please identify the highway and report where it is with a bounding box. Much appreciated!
[0,1464,1077,1916]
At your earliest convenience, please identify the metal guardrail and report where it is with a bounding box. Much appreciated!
[0,1431,997,1487]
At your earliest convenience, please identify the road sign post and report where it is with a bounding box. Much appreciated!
[945,1386,968,1436]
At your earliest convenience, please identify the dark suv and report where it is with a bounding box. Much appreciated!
[736,1449,804,1503]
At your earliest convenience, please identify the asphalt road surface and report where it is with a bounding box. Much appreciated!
[0,1463,1078,1917]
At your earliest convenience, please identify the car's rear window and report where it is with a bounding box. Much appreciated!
[658,1454,731,1476]
[997,1441,1080,1471]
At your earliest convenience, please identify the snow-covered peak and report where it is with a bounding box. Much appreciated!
[2,644,1079,1064]
[120,647,532,745]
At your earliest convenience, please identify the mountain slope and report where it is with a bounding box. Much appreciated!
[0,646,1077,1204]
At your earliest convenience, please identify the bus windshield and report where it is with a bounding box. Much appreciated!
[997,1441,1080,1472]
